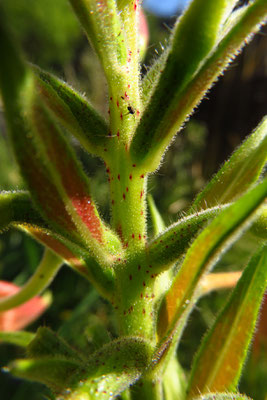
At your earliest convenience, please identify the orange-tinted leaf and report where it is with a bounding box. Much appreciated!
[187,246,267,397]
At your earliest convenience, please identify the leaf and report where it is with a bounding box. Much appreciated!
[10,358,84,393]
[0,250,62,312]
[0,192,104,284]
[0,191,117,299]
[63,336,153,400]
[141,1,238,108]
[0,15,124,268]
[130,0,236,171]
[27,327,84,362]
[0,331,35,347]
[10,330,153,399]
[9,327,85,392]
[24,96,120,264]
[250,199,267,239]
[0,190,115,295]
[33,66,109,156]
[0,191,49,232]
[141,48,169,110]
[163,356,186,400]
[191,116,267,210]
[187,246,267,397]
[24,227,116,300]
[131,0,267,172]
[147,205,228,273]
[156,178,267,343]
[147,195,166,236]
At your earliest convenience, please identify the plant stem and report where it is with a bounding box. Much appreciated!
[114,258,157,341]
[131,377,163,400]
[106,150,147,251]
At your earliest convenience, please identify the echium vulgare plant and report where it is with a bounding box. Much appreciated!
[0,0,267,399]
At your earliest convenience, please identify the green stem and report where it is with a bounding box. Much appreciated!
[106,151,147,252]
[131,377,163,400]
[0,249,62,311]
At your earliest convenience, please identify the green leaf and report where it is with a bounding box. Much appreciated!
[191,116,267,210]
[147,205,228,273]
[0,191,49,232]
[33,66,109,156]
[130,0,234,171]
[163,357,186,400]
[0,331,35,347]
[187,245,267,397]
[131,0,267,172]
[147,195,166,236]
[63,337,153,400]
[157,178,267,343]
[10,331,153,399]
[250,200,267,239]
[10,358,83,393]
[141,49,169,110]
[27,327,84,362]
[192,394,252,400]
[9,327,85,392]
[141,1,238,108]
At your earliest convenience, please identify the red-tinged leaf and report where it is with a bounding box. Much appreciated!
[187,245,267,397]
[0,16,123,267]
[22,99,123,263]
[0,281,49,331]
[157,179,267,342]
[25,227,115,300]
[30,99,103,239]
[0,191,115,297]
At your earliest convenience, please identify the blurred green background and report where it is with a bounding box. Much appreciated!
[0,1,266,399]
